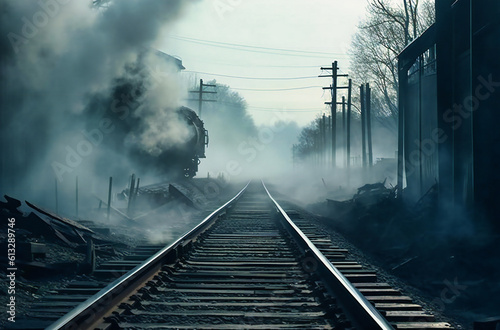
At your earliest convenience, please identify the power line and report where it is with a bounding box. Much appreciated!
[249,105,320,110]
[248,107,324,113]
[169,35,347,59]
[231,86,323,92]
[172,35,346,56]
[184,70,319,80]
[248,108,322,113]
[214,101,327,112]
[168,55,326,68]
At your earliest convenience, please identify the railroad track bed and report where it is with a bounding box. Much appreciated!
[98,188,340,329]
[278,208,455,329]
[11,244,166,330]
[41,182,456,329]
[6,179,238,330]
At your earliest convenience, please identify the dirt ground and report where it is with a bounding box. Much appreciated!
[307,186,500,330]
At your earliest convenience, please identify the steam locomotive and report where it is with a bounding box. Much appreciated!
[123,105,208,179]
[177,106,208,178]
[84,49,209,179]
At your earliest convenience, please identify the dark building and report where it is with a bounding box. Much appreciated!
[398,0,500,228]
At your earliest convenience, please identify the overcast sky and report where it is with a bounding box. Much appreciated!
[159,0,368,126]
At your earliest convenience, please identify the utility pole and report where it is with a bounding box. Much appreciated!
[347,79,352,169]
[320,61,348,168]
[360,84,367,168]
[331,61,337,168]
[189,79,217,117]
[321,115,327,166]
[366,83,373,167]
[318,118,323,166]
[342,96,346,168]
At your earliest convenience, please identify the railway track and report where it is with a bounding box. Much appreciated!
[45,181,454,329]
[12,244,166,329]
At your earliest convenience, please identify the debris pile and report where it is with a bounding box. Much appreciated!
[352,178,395,207]
[315,179,500,327]
[326,179,396,218]
[0,195,126,279]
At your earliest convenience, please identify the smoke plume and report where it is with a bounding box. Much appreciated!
[0,0,196,210]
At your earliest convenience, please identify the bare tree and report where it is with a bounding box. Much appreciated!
[293,118,321,162]
[350,0,435,133]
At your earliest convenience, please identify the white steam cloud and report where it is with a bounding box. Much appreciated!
[0,0,197,208]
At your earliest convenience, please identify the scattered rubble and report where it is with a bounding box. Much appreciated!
[0,195,136,328]
[313,180,500,329]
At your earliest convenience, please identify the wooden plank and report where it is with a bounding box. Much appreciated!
[161,296,317,302]
[172,271,305,278]
[140,301,320,308]
[57,288,102,295]
[358,288,401,296]
[342,273,377,282]
[31,301,84,308]
[317,248,349,253]
[375,303,422,311]
[164,277,305,284]
[158,288,312,295]
[188,258,298,263]
[25,200,94,234]
[192,250,295,255]
[184,261,297,267]
[167,283,308,290]
[116,323,330,329]
[28,308,74,314]
[385,311,435,322]
[331,264,363,270]
[391,322,453,329]
[41,295,91,301]
[365,296,413,303]
[129,309,326,318]
[353,282,392,288]
[208,233,281,237]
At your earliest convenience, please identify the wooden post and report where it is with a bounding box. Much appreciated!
[366,83,373,167]
[360,84,367,168]
[134,178,140,206]
[347,79,352,169]
[331,61,338,168]
[128,174,136,216]
[319,115,328,165]
[198,78,203,117]
[107,177,112,220]
[342,96,346,168]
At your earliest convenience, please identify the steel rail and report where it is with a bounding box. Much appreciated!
[47,181,250,330]
[262,180,394,330]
